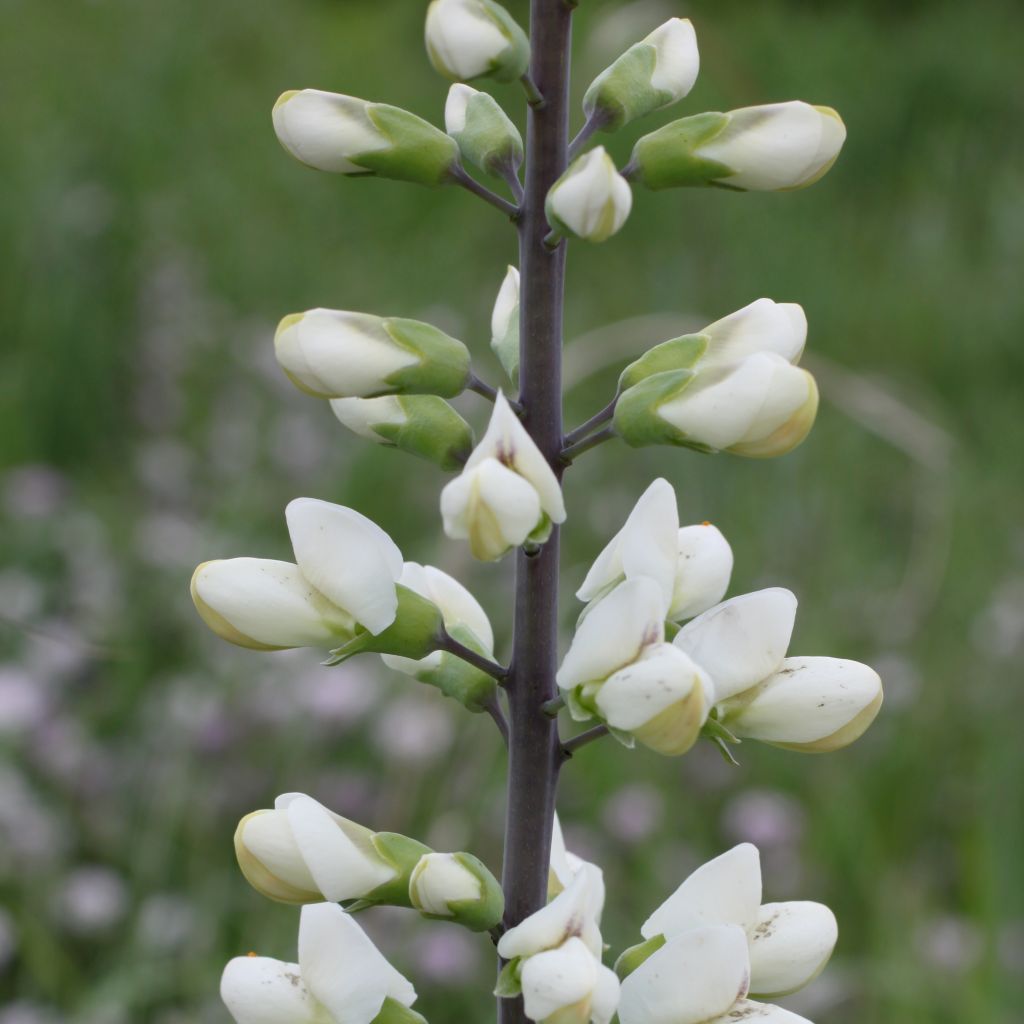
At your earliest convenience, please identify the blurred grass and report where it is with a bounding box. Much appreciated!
[1,0,1023,1021]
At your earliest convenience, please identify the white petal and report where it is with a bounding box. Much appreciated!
[467,393,566,524]
[221,956,322,1024]
[272,90,388,174]
[669,523,734,621]
[706,1000,813,1024]
[440,457,543,561]
[275,310,418,399]
[734,356,814,446]
[330,396,407,441]
[491,266,521,343]
[241,809,319,894]
[674,589,797,701]
[444,83,476,134]
[748,901,837,998]
[642,844,762,940]
[285,796,395,902]
[419,564,494,652]
[724,656,882,749]
[299,904,416,1024]
[192,558,351,650]
[698,101,844,191]
[550,148,632,243]
[549,813,586,892]
[590,963,622,1024]
[286,498,402,635]
[618,925,751,1024]
[647,19,699,100]
[557,578,666,693]
[520,937,599,1022]
[410,852,481,915]
[594,644,702,732]
[498,864,605,960]
[577,478,678,607]
[699,299,807,373]
[426,0,509,80]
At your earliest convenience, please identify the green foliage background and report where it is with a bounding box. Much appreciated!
[1,0,1022,1021]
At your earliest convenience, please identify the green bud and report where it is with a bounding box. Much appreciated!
[411,635,499,713]
[384,318,472,398]
[409,851,504,932]
[617,333,708,392]
[445,85,523,178]
[614,934,666,979]
[613,369,710,451]
[331,395,474,470]
[627,112,732,190]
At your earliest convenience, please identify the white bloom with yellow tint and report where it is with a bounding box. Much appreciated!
[674,589,883,752]
[191,498,403,650]
[440,392,566,561]
[546,148,632,243]
[221,903,423,1024]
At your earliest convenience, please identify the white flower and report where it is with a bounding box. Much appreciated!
[234,794,396,905]
[490,265,521,383]
[272,90,458,185]
[409,852,481,916]
[221,903,420,1024]
[382,562,494,676]
[546,148,632,243]
[576,478,733,620]
[697,102,847,191]
[191,497,403,648]
[640,844,838,999]
[425,0,530,83]
[275,309,470,400]
[583,19,699,130]
[674,589,883,752]
[441,392,566,561]
[520,936,621,1024]
[658,299,817,457]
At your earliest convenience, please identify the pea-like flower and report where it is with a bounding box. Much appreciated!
[674,588,884,752]
[273,89,458,185]
[425,0,530,83]
[546,148,633,244]
[441,392,566,561]
[614,298,818,458]
[583,19,699,132]
[221,903,424,1024]
[629,101,846,192]
[576,477,733,621]
[275,309,470,401]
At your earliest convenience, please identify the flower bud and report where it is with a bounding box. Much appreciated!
[546,148,632,243]
[273,89,459,185]
[614,299,818,457]
[490,265,520,384]
[583,19,699,132]
[629,101,846,192]
[445,84,524,178]
[275,309,471,400]
[330,395,474,470]
[409,851,504,931]
[441,392,566,561]
[519,937,621,1024]
[718,656,883,753]
[425,0,530,84]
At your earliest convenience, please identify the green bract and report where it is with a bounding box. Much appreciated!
[628,111,733,190]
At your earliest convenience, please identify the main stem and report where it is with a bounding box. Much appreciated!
[499,2,573,1022]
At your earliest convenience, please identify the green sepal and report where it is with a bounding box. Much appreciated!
[663,619,681,642]
[325,585,446,666]
[372,997,428,1024]
[565,684,598,724]
[618,334,708,392]
[630,112,733,191]
[353,832,435,909]
[451,91,524,178]
[614,369,721,452]
[355,104,459,186]
[527,513,553,548]
[614,934,666,979]
[607,725,636,749]
[383,318,471,398]
[495,958,523,998]
[584,43,673,132]
[412,624,499,713]
[418,852,504,932]
[373,396,474,470]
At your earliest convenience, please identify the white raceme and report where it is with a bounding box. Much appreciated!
[221,903,421,1024]
[425,0,530,83]
[546,148,632,243]
[441,392,566,560]
[675,589,883,751]
[576,477,732,620]
[191,498,403,648]
[234,794,397,905]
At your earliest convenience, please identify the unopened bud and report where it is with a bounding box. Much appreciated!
[490,265,520,384]
[445,84,523,178]
[546,148,632,244]
[425,0,530,84]
[409,851,504,931]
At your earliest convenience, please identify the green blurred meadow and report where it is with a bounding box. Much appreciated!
[1,0,1023,1020]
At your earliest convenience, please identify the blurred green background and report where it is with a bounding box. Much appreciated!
[2,0,1023,1021]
